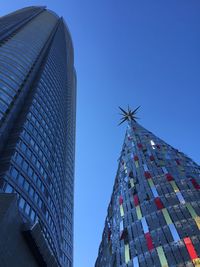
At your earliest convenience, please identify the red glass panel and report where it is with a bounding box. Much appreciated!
[145,233,154,251]
[184,237,198,260]
[144,171,151,179]
[119,196,123,205]
[150,155,155,161]
[134,155,139,161]
[166,173,173,181]
[137,143,143,149]
[191,178,200,190]
[133,195,139,206]
[154,197,164,210]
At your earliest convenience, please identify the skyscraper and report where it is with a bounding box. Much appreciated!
[95,107,200,267]
[0,6,76,267]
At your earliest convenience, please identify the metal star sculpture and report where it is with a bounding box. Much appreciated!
[118,106,140,125]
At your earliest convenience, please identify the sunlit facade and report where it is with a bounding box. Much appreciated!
[0,7,76,267]
[95,115,200,267]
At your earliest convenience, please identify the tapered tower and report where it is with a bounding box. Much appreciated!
[0,7,76,267]
[95,107,200,267]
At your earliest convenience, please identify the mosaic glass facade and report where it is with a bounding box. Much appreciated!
[0,7,76,267]
[95,118,200,267]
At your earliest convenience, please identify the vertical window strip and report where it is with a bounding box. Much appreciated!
[169,180,186,204]
[186,203,200,230]
[156,246,168,267]
[136,206,142,220]
[132,256,139,267]
[147,178,159,197]
[134,155,139,168]
[120,205,124,217]
[168,223,180,242]
[145,232,154,251]
[162,208,172,224]
[135,161,139,168]
[183,237,199,264]
[124,162,128,174]
[154,197,164,210]
[141,217,149,234]
[133,195,139,206]
[191,178,200,190]
[170,181,179,193]
[176,192,185,204]
[130,178,134,188]
[125,244,130,264]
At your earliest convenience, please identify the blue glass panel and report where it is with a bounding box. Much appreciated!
[141,217,149,233]
[169,223,180,242]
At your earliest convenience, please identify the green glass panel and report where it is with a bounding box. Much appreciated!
[170,181,179,192]
[162,208,172,224]
[157,246,168,267]
[120,205,124,217]
[125,244,130,263]
[136,206,142,220]
[148,179,154,187]
[186,203,197,218]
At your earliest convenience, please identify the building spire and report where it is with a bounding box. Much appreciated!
[118,106,140,125]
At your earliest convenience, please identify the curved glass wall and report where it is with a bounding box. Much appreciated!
[0,7,44,39]
[0,10,57,122]
[0,7,75,267]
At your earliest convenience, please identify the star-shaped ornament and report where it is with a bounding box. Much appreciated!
[118,106,140,125]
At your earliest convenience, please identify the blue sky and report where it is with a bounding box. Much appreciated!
[1,1,200,267]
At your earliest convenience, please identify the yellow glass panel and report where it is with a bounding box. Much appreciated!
[136,206,142,220]
[120,205,124,217]
[148,179,154,187]
[130,178,134,188]
[125,244,130,263]
[194,217,200,230]
[162,208,172,224]
[193,258,200,267]
[170,181,179,192]
[157,246,168,267]
[186,203,197,218]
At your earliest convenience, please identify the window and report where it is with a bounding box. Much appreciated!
[5,183,13,193]
[29,187,34,197]
[18,174,25,186]
[22,160,28,171]
[10,167,18,179]
[21,142,27,152]
[25,203,30,216]
[19,197,25,209]
[16,153,23,165]
[37,179,41,188]
[150,140,156,149]
[28,166,33,177]
[24,180,29,192]
[30,209,36,221]
[34,192,39,203]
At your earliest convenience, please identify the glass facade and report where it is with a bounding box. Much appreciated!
[95,118,200,267]
[0,7,76,267]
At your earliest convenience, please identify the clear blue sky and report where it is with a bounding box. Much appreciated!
[1,1,200,267]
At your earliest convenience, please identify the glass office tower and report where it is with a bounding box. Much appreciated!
[95,108,200,267]
[0,7,76,267]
